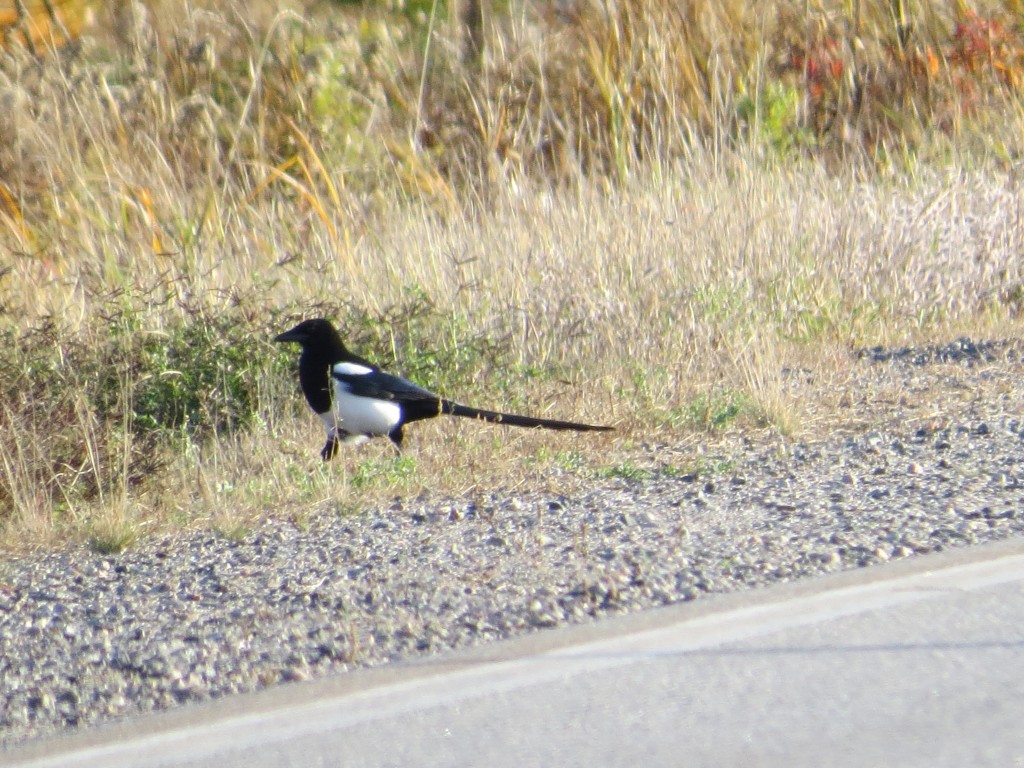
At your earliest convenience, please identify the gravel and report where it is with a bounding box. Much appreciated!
[3,338,1024,750]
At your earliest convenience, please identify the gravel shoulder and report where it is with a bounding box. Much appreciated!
[3,338,1024,750]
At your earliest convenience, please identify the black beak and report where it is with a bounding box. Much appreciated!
[274,328,305,344]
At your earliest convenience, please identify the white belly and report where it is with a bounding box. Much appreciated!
[321,385,402,442]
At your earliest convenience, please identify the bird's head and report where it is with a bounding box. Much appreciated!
[274,318,342,349]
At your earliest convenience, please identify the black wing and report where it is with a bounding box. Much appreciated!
[331,365,440,404]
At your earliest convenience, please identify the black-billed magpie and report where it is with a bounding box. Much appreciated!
[275,318,613,460]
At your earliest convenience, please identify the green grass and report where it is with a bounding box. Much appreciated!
[673,389,750,432]
[595,462,655,483]
[350,455,418,493]
[85,515,139,555]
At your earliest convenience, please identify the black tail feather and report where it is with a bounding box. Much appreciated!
[444,401,612,432]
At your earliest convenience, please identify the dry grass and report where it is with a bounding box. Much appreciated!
[2,0,1024,550]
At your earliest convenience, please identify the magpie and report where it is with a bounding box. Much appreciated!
[275,318,613,460]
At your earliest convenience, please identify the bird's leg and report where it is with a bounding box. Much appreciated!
[320,434,340,461]
[387,424,404,452]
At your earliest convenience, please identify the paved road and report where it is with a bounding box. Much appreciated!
[7,538,1024,768]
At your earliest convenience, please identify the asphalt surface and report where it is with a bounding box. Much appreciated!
[7,536,1024,768]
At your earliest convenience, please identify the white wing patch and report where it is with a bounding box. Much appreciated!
[333,361,373,376]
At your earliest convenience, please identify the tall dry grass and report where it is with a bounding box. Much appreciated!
[2,0,1024,549]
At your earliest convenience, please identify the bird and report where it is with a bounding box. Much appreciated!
[274,318,613,460]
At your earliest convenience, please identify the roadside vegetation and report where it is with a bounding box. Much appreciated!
[2,0,1024,549]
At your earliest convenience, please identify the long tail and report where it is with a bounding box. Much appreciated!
[443,401,613,432]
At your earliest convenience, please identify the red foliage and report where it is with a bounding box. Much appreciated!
[951,11,1007,67]
[948,9,1024,87]
[790,37,844,98]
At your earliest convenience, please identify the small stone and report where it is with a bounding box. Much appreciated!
[280,667,308,683]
